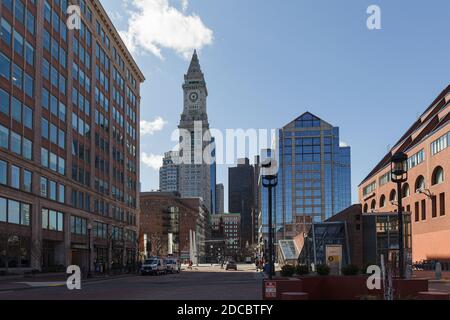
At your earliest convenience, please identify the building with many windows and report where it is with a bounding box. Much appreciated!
[258,113,351,260]
[0,0,144,271]
[159,151,179,192]
[359,86,449,263]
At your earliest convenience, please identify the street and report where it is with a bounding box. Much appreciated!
[0,264,263,300]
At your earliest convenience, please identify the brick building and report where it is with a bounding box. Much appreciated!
[359,86,449,263]
[0,0,144,272]
[139,192,209,261]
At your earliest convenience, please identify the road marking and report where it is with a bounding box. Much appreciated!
[15,282,66,288]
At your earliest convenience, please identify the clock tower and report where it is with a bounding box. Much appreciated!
[180,50,209,129]
[178,50,214,215]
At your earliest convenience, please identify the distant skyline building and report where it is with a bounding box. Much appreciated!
[215,183,224,214]
[260,112,351,244]
[229,158,256,249]
[177,51,213,214]
[159,151,179,192]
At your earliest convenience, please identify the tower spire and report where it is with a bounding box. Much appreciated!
[186,50,204,81]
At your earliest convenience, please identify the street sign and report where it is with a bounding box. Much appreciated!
[265,281,277,298]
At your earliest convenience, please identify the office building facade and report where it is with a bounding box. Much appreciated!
[0,0,144,271]
[259,112,351,248]
[229,158,255,249]
[215,183,224,214]
[359,86,449,263]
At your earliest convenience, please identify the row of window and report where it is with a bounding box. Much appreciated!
[41,147,65,175]
[40,176,65,204]
[0,124,32,160]
[0,18,35,66]
[431,131,449,156]
[0,196,30,226]
[0,88,33,129]
[0,52,34,97]
[72,86,91,116]
[2,0,36,36]
[41,87,67,122]
[41,118,65,150]
[44,0,68,42]
[43,29,67,69]
[0,159,32,192]
[42,58,66,95]
[42,208,64,232]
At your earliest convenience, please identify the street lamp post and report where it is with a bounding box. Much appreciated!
[262,158,278,280]
[391,152,408,279]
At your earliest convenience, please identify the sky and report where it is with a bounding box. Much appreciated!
[101,0,450,211]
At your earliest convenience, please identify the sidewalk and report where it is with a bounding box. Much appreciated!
[0,272,138,292]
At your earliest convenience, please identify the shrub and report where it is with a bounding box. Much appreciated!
[296,264,310,275]
[342,264,359,276]
[316,264,330,276]
[280,264,296,277]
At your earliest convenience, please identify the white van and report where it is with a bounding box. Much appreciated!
[164,258,181,274]
[141,258,167,276]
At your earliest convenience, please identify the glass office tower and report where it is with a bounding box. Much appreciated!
[261,112,351,242]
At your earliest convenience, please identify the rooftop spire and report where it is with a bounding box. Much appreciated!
[186,49,204,80]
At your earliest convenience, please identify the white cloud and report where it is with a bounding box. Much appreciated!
[340,141,349,147]
[120,0,213,59]
[140,117,168,136]
[141,152,164,170]
[181,0,189,12]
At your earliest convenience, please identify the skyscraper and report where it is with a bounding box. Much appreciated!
[0,0,144,271]
[178,50,214,214]
[260,112,351,243]
[159,151,179,192]
[229,158,256,249]
[215,183,224,214]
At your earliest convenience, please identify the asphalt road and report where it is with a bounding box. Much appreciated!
[0,265,263,300]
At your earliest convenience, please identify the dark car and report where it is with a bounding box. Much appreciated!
[226,261,237,271]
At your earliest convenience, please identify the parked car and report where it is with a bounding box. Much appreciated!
[165,258,181,274]
[141,258,167,276]
[226,260,238,271]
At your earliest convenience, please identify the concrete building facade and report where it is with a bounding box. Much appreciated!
[215,183,224,215]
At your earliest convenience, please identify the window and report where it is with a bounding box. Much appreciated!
[58,184,65,204]
[0,52,11,79]
[42,209,64,232]
[440,193,446,216]
[389,189,397,202]
[0,197,6,222]
[0,18,12,45]
[23,138,32,160]
[363,181,376,196]
[415,176,425,193]
[8,200,20,224]
[414,202,420,222]
[49,180,57,201]
[12,97,21,123]
[380,195,386,208]
[23,169,32,192]
[0,160,6,185]
[421,199,426,221]
[0,124,9,149]
[431,132,449,155]
[11,165,20,189]
[23,105,33,129]
[41,147,49,167]
[402,183,410,198]
[40,177,48,197]
[10,132,21,154]
[432,196,437,218]
[71,215,87,235]
[432,166,444,186]
[0,88,9,115]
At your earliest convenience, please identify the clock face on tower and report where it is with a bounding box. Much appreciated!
[189,92,199,102]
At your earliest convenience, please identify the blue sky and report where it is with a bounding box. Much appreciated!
[101,0,450,210]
